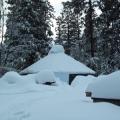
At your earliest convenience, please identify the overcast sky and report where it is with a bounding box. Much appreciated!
[50,0,69,16]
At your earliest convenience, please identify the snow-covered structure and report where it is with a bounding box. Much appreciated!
[21,45,95,84]
[86,71,120,106]
[35,70,60,86]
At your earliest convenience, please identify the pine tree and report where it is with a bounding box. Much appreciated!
[55,16,63,45]
[4,0,54,70]
[84,0,96,58]
[72,0,99,71]
[97,0,120,73]
[56,1,82,56]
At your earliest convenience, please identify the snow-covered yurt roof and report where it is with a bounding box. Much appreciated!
[86,71,120,99]
[21,45,95,75]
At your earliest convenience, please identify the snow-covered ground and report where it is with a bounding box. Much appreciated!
[0,72,120,120]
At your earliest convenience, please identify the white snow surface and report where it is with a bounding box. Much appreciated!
[35,70,56,83]
[21,53,95,74]
[0,72,120,120]
[0,72,39,94]
[35,70,62,86]
[0,71,63,94]
[1,71,23,84]
[86,71,120,99]
[71,75,96,92]
[21,45,95,74]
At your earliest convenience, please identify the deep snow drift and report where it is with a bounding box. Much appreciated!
[0,71,61,94]
[0,71,120,120]
[0,71,38,94]
[1,71,23,84]
[71,75,96,90]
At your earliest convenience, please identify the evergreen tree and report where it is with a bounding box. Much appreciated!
[55,16,63,45]
[72,0,99,71]
[97,0,120,73]
[58,0,120,74]
[56,1,82,55]
[4,0,54,70]
[84,0,96,58]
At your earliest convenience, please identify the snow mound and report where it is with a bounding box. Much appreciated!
[0,71,40,94]
[49,45,64,54]
[71,75,96,94]
[35,70,58,85]
[1,71,23,84]
[86,71,120,99]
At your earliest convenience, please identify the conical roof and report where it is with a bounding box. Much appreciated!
[21,45,95,74]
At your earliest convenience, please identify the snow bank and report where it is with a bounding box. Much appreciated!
[49,45,64,54]
[0,70,63,94]
[0,72,39,94]
[72,75,96,90]
[0,71,24,84]
[71,75,96,87]
[86,71,120,99]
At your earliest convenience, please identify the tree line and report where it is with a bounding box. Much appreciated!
[56,0,120,74]
[0,0,120,74]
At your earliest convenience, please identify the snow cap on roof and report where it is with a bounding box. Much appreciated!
[49,45,64,54]
[86,71,120,99]
[20,44,95,75]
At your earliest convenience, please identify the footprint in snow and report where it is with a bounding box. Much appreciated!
[8,111,30,120]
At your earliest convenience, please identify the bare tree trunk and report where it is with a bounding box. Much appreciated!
[66,21,71,55]
[89,0,95,57]
[0,0,5,46]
